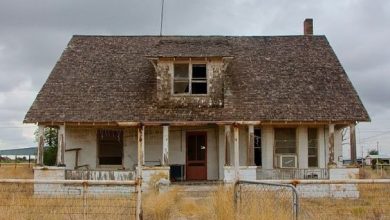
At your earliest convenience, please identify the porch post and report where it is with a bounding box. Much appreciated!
[328,124,336,166]
[136,124,144,220]
[350,123,357,164]
[225,125,231,166]
[56,125,66,166]
[37,125,45,166]
[247,125,255,166]
[162,125,169,166]
[233,124,240,180]
[297,126,308,169]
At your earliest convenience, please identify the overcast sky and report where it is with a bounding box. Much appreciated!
[0,0,389,158]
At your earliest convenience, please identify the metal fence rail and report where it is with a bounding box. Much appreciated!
[0,179,139,220]
[234,180,298,220]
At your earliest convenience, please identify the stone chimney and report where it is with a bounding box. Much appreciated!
[304,18,313,35]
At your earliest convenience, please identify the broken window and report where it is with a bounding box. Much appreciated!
[254,128,262,166]
[308,128,318,167]
[173,63,207,95]
[274,128,296,154]
[98,129,123,165]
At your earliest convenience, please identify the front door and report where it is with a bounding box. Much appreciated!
[186,132,207,180]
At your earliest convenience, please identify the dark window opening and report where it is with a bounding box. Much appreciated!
[308,128,318,167]
[98,129,123,165]
[173,63,207,95]
[254,128,262,166]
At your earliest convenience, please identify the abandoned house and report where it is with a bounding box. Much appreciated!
[24,19,369,185]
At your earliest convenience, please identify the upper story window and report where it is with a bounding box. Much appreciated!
[173,63,207,95]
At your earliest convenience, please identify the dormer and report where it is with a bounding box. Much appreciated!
[147,37,233,108]
[149,56,232,108]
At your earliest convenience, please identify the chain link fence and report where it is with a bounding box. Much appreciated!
[234,180,298,220]
[299,181,390,220]
[0,179,139,220]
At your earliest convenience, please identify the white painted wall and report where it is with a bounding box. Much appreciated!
[65,125,219,180]
[297,126,308,169]
[261,126,274,169]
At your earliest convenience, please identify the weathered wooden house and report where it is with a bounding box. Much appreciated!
[25,19,369,184]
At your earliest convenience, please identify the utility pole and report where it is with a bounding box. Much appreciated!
[160,0,165,36]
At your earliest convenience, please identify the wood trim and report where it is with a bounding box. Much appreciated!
[186,131,208,180]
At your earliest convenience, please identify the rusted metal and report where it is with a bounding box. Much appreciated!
[239,179,390,185]
[0,179,136,185]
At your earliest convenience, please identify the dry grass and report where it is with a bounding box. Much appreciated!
[0,164,33,179]
[1,166,389,219]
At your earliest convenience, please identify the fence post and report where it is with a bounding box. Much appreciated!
[292,187,298,220]
[83,182,88,220]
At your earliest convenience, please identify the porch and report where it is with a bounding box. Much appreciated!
[34,121,358,183]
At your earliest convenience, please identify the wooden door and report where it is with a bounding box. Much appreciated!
[186,132,207,180]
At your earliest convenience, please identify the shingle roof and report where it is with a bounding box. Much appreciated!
[24,35,370,123]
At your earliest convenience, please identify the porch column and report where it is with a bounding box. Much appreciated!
[56,125,66,166]
[37,125,45,166]
[297,126,308,169]
[262,126,274,169]
[233,125,240,180]
[162,125,169,166]
[350,123,357,164]
[247,125,255,166]
[225,125,231,166]
[136,124,144,220]
[328,124,336,166]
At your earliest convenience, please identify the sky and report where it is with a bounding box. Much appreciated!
[0,0,389,158]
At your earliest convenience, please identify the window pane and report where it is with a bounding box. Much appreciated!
[192,82,207,94]
[192,64,206,79]
[197,135,206,161]
[254,128,262,166]
[187,135,197,161]
[174,64,189,78]
[174,81,189,94]
[308,128,318,167]
[274,128,296,154]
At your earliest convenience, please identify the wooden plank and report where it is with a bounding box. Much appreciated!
[233,125,239,181]
[136,125,144,220]
[247,125,255,166]
[162,125,169,166]
[37,125,44,166]
[328,124,336,166]
[350,123,357,164]
[56,125,65,166]
[224,125,231,166]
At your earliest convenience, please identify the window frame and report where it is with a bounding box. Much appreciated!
[308,127,319,168]
[172,61,208,96]
[96,129,124,168]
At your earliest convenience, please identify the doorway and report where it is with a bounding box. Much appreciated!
[186,132,207,180]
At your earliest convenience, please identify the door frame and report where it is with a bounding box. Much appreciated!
[186,131,208,180]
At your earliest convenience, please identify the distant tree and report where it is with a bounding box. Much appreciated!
[368,149,379,155]
[34,127,58,166]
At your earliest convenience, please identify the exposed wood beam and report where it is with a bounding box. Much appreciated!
[224,125,231,166]
[328,124,336,166]
[37,125,45,166]
[233,125,240,181]
[350,123,357,164]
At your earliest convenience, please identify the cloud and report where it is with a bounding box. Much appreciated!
[0,0,389,156]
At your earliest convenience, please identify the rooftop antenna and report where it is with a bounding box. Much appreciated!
[160,0,165,36]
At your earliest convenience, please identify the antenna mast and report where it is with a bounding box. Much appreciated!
[160,0,165,36]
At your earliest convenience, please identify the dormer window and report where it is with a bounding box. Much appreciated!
[173,63,207,95]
